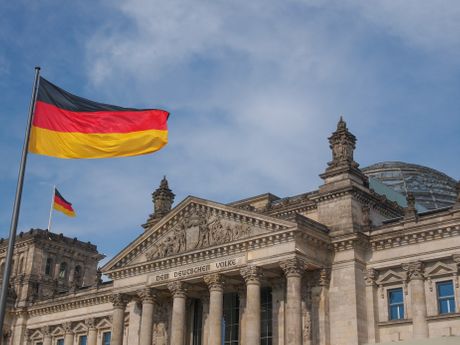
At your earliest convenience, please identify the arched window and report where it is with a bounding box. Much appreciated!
[45,258,53,276]
[59,262,67,279]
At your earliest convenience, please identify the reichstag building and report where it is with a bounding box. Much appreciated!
[1,118,459,345]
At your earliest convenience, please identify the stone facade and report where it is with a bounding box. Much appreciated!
[1,119,459,345]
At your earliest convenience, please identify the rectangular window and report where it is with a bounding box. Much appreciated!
[388,288,404,320]
[261,287,273,345]
[437,280,456,314]
[192,299,203,345]
[79,335,87,345]
[223,293,239,345]
[102,332,111,345]
[56,339,64,345]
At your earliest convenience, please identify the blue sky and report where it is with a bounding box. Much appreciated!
[1,0,459,263]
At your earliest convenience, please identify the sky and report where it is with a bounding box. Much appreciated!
[0,0,459,265]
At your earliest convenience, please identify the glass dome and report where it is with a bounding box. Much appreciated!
[362,161,457,210]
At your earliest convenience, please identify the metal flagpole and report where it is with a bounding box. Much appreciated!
[47,185,56,232]
[0,67,41,335]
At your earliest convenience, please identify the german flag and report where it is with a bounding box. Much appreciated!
[53,189,76,217]
[29,77,169,159]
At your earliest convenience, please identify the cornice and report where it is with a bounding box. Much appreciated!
[330,232,370,252]
[27,289,113,316]
[370,222,460,251]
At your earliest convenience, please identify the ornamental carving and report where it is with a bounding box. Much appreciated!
[85,318,96,330]
[327,117,358,170]
[319,268,330,287]
[146,210,253,260]
[110,293,128,308]
[138,288,157,303]
[402,261,424,280]
[204,273,224,290]
[364,268,378,286]
[240,266,263,285]
[41,326,50,336]
[168,281,188,298]
[63,322,73,334]
[280,258,306,277]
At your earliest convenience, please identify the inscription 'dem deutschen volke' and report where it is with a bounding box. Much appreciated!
[151,256,246,283]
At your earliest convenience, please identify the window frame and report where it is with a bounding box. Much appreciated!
[436,280,456,315]
[387,287,405,321]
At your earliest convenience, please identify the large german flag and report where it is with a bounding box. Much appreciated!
[29,77,169,159]
[53,189,76,217]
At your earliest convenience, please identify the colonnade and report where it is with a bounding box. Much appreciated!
[110,257,307,345]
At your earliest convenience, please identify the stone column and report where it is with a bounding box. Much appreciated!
[139,288,156,345]
[280,258,305,345]
[364,269,379,344]
[63,322,74,345]
[204,273,224,345]
[111,293,128,345]
[86,318,97,345]
[403,261,428,339]
[42,326,52,345]
[317,269,330,345]
[270,280,285,345]
[241,265,263,345]
[168,281,188,345]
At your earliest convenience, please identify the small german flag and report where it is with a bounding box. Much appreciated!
[29,77,169,159]
[53,189,76,217]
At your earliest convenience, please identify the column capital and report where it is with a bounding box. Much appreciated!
[402,261,425,281]
[364,268,378,286]
[85,318,96,330]
[63,321,73,334]
[204,273,224,291]
[168,281,188,298]
[280,257,306,278]
[240,265,263,285]
[41,325,51,337]
[111,293,128,309]
[138,288,157,304]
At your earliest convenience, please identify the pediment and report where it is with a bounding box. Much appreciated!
[103,196,295,272]
[96,318,112,329]
[51,326,64,336]
[30,330,42,340]
[425,262,456,277]
[73,322,87,333]
[376,269,405,285]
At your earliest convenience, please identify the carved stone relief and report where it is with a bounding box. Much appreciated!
[146,210,253,260]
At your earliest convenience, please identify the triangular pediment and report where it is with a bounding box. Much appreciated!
[96,318,112,329]
[103,196,295,272]
[73,322,87,333]
[51,326,64,336]
[425,262,456,277]
[376,269,405,285]
[30,330,42,340]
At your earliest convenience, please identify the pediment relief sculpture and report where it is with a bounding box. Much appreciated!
[146,210,253,260]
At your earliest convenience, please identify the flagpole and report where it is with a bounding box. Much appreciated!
[47,185,56,232]
[0,67,41,334]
